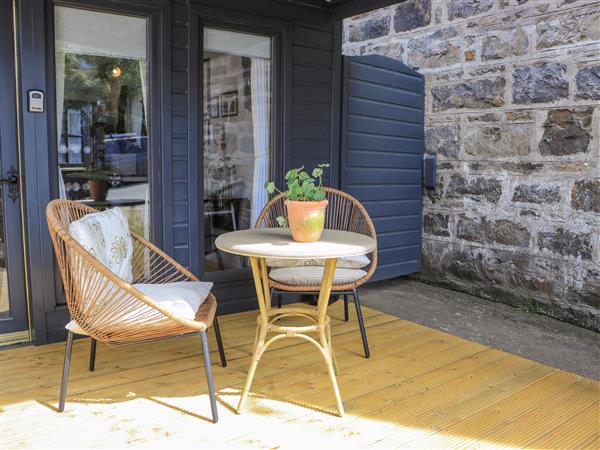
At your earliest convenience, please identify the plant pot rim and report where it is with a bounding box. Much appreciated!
[284,199,328,207]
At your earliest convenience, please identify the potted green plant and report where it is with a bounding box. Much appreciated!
[265,163,329,242]
[82,166,115,202]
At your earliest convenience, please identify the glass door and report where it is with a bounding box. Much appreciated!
[203,27,273,272]
[53,6,151,238]
[0,3,29,340]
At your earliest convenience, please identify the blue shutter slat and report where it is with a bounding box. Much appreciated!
[341,54,424,279]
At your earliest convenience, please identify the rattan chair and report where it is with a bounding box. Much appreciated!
[255,187,377,358]
[46,199,226,422]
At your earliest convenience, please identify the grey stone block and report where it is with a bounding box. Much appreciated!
[513,62,568,104]
[432,77,506,111]
[512,184,561,204]
[538,228,593,260]
[394,0,431,32]
[464,124,531,157]
[571,180,600,213]
[576,65,600,100]
[538,108,593,156]
[448,0,494,20]
[425,124,461,158]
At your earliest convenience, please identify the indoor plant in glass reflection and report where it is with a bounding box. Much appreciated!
[82,165,116,202]
[265,163,329,242]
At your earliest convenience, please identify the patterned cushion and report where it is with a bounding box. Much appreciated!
[265,253,370,269]
[269,266,367,286]
[69,207,134,282]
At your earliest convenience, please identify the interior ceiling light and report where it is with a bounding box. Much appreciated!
[110,66,122,78]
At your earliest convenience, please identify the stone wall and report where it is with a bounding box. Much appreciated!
[343,0,600,330]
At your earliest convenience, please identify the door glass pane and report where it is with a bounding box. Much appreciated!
[55,6,150,238]
[0,189,8,318]
[203,28,272,272]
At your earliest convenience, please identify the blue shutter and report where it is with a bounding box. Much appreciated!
[340,55,424,281]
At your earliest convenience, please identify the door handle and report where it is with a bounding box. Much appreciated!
[1,166,19,201]
[0,166,18,184]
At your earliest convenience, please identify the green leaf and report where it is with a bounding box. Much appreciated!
[276,216,288,227]
[318,163,330,168]
[264,181,275,194]
[312,167,323,178]
[313,188,326,201]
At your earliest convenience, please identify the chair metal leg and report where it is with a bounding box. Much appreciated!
[58,331,74,412]
[200,330,219,423]
[89,338,97,372]
[311,294,318,306]
[213,316,227,368]
[352,289,370,359]
[343,295,349,322]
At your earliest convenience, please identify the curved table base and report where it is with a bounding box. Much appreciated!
[237,257,344,417]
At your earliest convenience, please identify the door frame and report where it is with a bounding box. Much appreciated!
[188,4,292,283]
[0,0,31,340]
[15,0,170,344]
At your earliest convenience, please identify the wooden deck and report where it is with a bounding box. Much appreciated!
[1,302,598,449]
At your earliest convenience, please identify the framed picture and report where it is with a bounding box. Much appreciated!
[220,91,238,117]
[208,96,220,118]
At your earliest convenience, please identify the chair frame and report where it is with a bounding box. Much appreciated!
[46,199,226,422]
[255,187,377,358]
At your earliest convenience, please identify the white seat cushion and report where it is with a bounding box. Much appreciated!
[69,207,134,282]
[133,281,214,320]
[265,254,370,269]
[65,280,214,333]
[269,266,367,286]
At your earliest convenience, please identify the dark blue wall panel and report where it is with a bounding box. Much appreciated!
[341,55,424,281]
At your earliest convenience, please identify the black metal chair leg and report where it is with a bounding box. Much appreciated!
[89,338,97,372]
[213,316,227,367]
[200,330,219,423]
[311,294,318,306]
[352,289,370,359]
[343,294,349,322]
[58,331,74,412]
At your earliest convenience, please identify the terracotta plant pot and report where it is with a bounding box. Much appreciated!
[88,179,109,202]
[285,199,328,242]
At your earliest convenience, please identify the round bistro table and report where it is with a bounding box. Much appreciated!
[215,227,376,416]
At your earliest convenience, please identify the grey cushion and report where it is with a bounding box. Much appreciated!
[265,253,370,269]
[269,266,367,286]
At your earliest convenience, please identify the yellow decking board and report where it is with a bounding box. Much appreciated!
[1,303,597,449]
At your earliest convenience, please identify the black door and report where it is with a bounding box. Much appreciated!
[340,55,424,281]
[0,4,29,338]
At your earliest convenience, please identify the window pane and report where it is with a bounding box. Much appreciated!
[55,6,150,238]
[203,28,272,272]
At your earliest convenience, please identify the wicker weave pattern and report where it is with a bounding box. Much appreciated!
[255,188,377,291]
[47,200,216,345]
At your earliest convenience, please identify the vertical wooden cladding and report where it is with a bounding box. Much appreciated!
[170,0,190,269]
[291,23,334,184]
[341,55,425,281]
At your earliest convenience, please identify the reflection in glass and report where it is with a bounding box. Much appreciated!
[203,28,272,271]
[55,6,150,237]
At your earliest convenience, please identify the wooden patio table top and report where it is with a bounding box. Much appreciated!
[215,227,376,259]
[216,228,376,417]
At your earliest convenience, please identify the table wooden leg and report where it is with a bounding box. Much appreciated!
[238,257,270,413]
[239,256,345,417]
[327,323,339,375]
[317,258,345,417]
